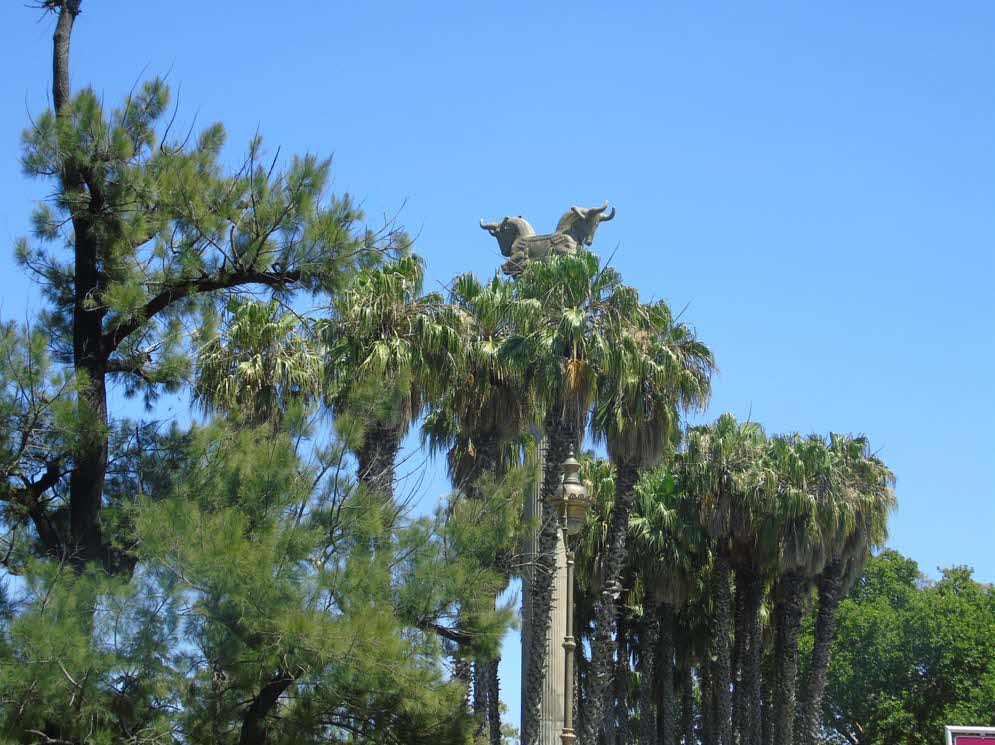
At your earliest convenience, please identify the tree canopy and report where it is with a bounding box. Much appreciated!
[819,550,995,745]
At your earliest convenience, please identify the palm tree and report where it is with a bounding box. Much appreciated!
[683,414,768,745]
[422,273,535,498]
[195,298,323,426]
[675,598,710,745]
[422,272,535,745]
[582,301,714,742]
[794,435,895,745]
[732,562,771,745]
[573,456,618,742]
[629,460,711,745]
[767,432,846,745]
[504,252,643,745]
[723,431,793,745]
[323,255,459,502]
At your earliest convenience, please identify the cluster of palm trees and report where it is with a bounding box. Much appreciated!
[573,414,896,745]
[194,245,894,745]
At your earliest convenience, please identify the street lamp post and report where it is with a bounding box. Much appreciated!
[552,449,593,745]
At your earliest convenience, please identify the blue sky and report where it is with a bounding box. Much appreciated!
[1,1,993,732]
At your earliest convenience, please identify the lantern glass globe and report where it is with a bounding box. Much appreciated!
[553,450,592,536]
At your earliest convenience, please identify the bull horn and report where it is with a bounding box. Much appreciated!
[599,205,616,222]
[480,219,500,231]
[570,206,585,218]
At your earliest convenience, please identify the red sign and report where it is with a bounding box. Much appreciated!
[955,738,995,745]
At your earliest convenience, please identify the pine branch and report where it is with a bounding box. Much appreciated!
[103,268,303,355]
[4,459,66,557]
[419,619,479,646]
[239,668,296,745]
[24,459,63,500]
[105,357,155,384]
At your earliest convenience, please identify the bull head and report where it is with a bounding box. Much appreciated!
[479,218,504,236]
[557,201,616,246]
[480,216,536,257]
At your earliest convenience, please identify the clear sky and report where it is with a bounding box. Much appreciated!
[1,1,993,733]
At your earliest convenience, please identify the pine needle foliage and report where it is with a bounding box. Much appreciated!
[1,420,510,745]
[11,60,397,568]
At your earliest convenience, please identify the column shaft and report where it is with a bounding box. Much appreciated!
[522,433,568,744]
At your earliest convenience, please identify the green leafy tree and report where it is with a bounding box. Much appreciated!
[821,550,995,745]
[0,419,513,745]
[1,321,82,562]
[1,6,516,745]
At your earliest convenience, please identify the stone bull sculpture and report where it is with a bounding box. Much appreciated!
[480,201,616,276]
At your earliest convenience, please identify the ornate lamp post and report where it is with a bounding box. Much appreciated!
[551,449,593,745]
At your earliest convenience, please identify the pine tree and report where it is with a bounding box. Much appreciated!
[0,417,513,744]
[10,0,394,572]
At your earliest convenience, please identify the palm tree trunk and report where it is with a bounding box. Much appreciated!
[454,657,472,709]
[700,657,715,745]
[761,647,775,745]
[678,654,693,745]
[738,569,764,745]
[795,560,844,745]
[772,572,804,745]
[473,660,489,739]
[356,421,400,501]
[639,604,659,745]
[732,574,747,740]
[580,458,641,744]
[461,440,505,745]
[712,553,734,745]
[521,413,576,745]
[614,613,632,745]
[656,602,676,745]
[486,658,502,745]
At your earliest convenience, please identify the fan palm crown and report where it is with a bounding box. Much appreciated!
[422,272,536,492]
[195,298,323,426]
[505,251,641,431]
[324,254,459,431]
[592,300,714,470]
[322,254,461,498]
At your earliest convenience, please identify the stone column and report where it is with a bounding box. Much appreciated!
[522,432,568,744]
